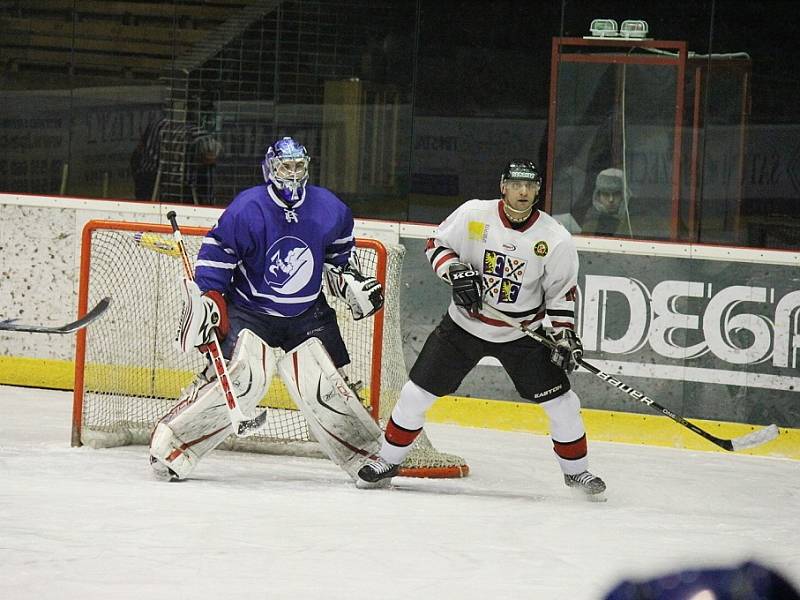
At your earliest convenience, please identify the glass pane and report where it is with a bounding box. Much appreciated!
[550,56,679,240]
[408,1,558,224]
[0,91,70,195]
[690,61,750,244]
[712,2,800,250]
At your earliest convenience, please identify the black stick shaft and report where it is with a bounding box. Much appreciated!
[165,211,193,281]
[480,304,779,452]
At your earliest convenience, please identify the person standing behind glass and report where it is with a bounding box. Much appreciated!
[130,116,222,203]
[581,168,629,237]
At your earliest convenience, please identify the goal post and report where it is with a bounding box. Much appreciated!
[72,219,468,478]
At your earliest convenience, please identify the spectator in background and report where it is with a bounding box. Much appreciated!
[131,117,222,204]
[580,167,630,237]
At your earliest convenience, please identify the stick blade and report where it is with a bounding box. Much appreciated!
[60,297,112,333]
[0,297,111,334]
[730,424,780,451]
[134,232,182,257]
[236,409,268,437]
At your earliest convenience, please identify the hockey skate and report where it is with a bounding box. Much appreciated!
[564,470,606,501]
[356,457,399,488]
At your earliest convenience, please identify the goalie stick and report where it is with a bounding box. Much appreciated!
[481,304,780,452]
[0,297,111,334]
[165,211,267,437]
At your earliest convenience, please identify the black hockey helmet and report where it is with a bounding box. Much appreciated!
[500,160,542,186]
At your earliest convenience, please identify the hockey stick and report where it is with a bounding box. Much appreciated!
[133,231,182,257]
[0,297,111,334]
[481,304,779,452]
[165,211,267,436]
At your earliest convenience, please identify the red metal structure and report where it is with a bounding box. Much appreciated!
[545,37,749,242]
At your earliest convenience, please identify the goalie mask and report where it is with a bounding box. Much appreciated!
[262,137,310,203]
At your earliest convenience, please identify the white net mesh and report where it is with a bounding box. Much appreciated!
[75,220,467,477]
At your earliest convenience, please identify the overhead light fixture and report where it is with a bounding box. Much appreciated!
[588,19,619,38]
[620,20,649,39]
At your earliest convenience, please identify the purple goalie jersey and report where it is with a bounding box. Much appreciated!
[194,183,355,317]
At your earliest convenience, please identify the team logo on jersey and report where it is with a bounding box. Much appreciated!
[534,241,549,257]
[265,236,314,294]
[482,250,527,304]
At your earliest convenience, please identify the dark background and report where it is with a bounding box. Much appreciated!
[1,0,798,247]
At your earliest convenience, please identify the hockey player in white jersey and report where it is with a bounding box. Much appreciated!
[357,160,606,498]
[149,137,385,481]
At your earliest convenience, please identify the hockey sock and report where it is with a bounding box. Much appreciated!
[540,389,589,474]
[380,417,423,464]
[380,381,437,464]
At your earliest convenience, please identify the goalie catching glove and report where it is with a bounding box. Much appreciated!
[323,256,384,320]
[177,278,229,353]
[549,328,583,374]
[448,262,483,315]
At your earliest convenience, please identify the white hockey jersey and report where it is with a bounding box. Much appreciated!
[426,199,578,344]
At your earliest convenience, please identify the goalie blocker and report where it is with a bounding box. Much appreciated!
[150,330,381,481]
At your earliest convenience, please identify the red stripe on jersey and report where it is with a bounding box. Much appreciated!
[550,321,574,330]
[565,286,577,302]
[475,309,545,328]
[433,251,458,272]
[385,418,422,448]
[496,200,541,231]
[553,435,587,460]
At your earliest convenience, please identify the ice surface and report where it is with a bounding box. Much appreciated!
[1,385,798,600]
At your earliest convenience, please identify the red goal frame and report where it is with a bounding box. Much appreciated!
[71,219,388,445]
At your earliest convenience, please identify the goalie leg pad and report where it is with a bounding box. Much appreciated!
[278,337,382,481]
[149,328,274,479]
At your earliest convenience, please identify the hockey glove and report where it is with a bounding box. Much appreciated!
[448,262,483,315]
[549,329,583,374]
[177,278,229,353]
[324,261,384,321]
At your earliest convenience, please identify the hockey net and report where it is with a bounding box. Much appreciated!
[72,219,468,478]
